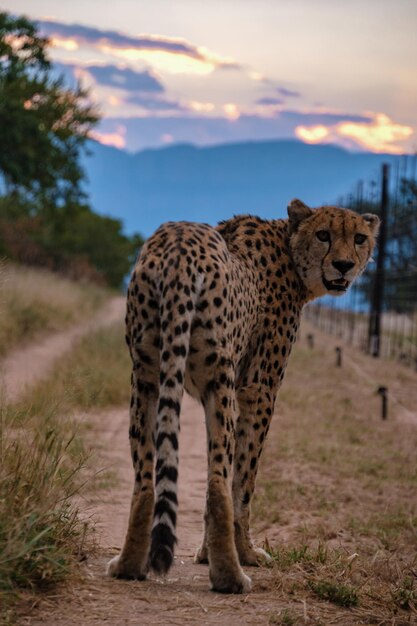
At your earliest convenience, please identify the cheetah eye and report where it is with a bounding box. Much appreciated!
[354,233,367,245]
[316,230,330,242]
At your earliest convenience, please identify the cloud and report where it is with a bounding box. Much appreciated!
[295,112,413,154]
[41,19,411,155]
[188,101,215,113]
[337,113,413,153]
[223,103,240,120]
[277,87,300,98]
[283,110,372,126]
[53,61,164,93]
[52,60,186,114]
[296,125,330,144]
[93,109,413,154]
[92,110,349,152]
[38,19,240,75]
[256,97,284,106]
[90,125,126,149]
[39,19,206,58]
[126,94,184,112]
[85,64,164,93]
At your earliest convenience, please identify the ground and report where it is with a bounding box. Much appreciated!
[3,298,417,625]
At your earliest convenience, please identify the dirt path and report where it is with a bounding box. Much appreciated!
[10,304,417,624]
[84,395,207,560]
[1,297,125,404]
[7,298,283,625]
[23,395,282,626]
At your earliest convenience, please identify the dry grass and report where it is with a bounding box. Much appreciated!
[0,320,130,621]
[6,321,131,422]
[0,400,90,621]
[0,261,109,357]
[253,325,417,624]
[3,294,417,624]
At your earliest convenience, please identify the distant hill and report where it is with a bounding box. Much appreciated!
[82,140,397,236]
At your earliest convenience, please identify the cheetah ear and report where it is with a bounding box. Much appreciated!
[287,199,313,234]
[362,213,380,236]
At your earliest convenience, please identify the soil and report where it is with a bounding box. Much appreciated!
[5,304,416,625]
[4,298,288,626]
[20,394,290,626]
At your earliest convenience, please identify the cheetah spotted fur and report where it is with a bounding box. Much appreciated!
[107,199,379,593]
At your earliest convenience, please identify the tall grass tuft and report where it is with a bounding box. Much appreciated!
[0,403,89,613]
[0,319,129,615]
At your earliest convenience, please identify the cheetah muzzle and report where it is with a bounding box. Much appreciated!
[108,198,379,594]
[322,276,349,292]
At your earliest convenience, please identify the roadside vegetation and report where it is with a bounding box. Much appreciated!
[0,318,130,621]
[0,261,109,357]
[0,389,90,622]
[0,12,144,288]
[4,312,416,623]
[254,326,417,624]
[8,321,131,420]
[0,11,137,622]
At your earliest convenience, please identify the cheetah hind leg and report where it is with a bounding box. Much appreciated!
[107,370,157,580]
[231,404,273,567]
[194,507,209,563]
[107,488,155,579]
[195,516,272,566]
[203,381,252,593]
[234,518,272,566]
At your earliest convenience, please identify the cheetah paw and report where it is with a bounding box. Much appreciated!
[107,554,147,580]
[239,546,273,566]
[194,544,209,564]
[210,569,252,594]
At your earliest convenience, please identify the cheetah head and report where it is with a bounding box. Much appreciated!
[288,199,380,299]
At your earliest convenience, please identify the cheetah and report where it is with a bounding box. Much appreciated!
[107,199,379,593]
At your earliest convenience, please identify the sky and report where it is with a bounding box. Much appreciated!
[4,0,417,154]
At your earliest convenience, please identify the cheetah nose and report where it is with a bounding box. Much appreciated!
[332,260,355,274]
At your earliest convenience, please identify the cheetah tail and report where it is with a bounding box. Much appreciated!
[149,289,197,575]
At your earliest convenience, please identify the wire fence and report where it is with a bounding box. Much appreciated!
[304,156,417,371]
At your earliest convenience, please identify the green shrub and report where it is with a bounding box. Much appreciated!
[308,579,358,607]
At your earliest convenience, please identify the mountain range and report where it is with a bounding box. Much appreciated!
[82,139,398,237]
